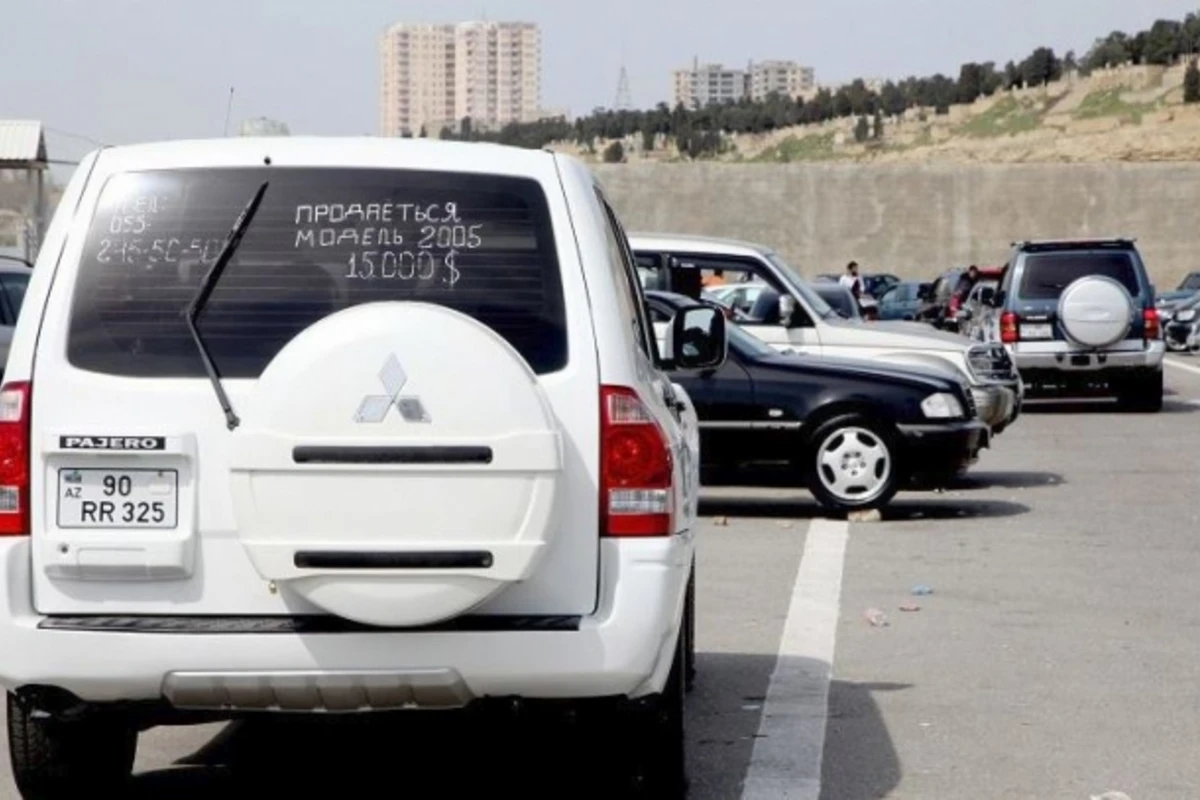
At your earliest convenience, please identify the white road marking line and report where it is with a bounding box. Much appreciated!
[741,518,849,800]
[1164,357,1200,377]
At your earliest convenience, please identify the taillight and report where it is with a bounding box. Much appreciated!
[600,385,673,537]
[0,381,31,537]
[1143,307,1160,340]
[1000,312,1019,344]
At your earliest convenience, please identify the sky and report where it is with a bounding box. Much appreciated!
[3,0,1198,177]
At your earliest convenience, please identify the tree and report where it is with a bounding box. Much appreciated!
[438,125,453,140]
[418,125,428,138]
[957,62,984,104]
[1004,60,1023,90]
[1145,19,1184,65]
[641,128,656,153]
[872,109,884,140]
[1020,47,1061,87]
[980,62,1004,95]
[1185,60,1200,104]
[1086,31,1131,70]
[602,141,625,163]
[854,115,870,143]
[460,117,473,140]
[880,81,908,117]
[1063,50,1078,73]
[1185,13,1200,57]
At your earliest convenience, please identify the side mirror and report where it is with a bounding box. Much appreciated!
[978,287,995,306]
[665,305,728,370]
[958,307,973,321]
[991,289,1006,307]
[917,283,932,301]
[778,294,796,327]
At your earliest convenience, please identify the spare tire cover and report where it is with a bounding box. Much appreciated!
[1057,276,1133,348]
[228,302,562,627]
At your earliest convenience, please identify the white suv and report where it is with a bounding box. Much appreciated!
[0,137,726,798]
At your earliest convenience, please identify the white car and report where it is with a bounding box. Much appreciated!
[630,233,1023,437]
[0,137,727,797]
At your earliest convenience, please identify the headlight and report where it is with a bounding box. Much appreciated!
[1177,309,1197,323]
[921,392,965,419]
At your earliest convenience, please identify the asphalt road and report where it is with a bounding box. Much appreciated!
[4,358,1200,798]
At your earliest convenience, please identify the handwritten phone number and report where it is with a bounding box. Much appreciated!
[95,237,225,266]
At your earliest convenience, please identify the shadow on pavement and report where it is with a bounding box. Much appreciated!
[690,654,901,800]
[880,498,1030,522]
[1022,398,1199,415]
[821,681,908,800]
[951,470,1066,491]
[121,653,901,799]
[699,494,826,520]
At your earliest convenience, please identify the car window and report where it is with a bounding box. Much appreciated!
[0,272,29,325]
[67,167,567,378]
[1018,251,1141,300]
[595,190,655,361]
[761,252,835,320]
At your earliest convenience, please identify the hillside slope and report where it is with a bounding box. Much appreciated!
[561,63,1200,165]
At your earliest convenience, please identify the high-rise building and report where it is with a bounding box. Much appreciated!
[672,61,749,110]
[239,117,291,137]
[672,58,816,109]
[749,61,816,101]
[379,21,541,137]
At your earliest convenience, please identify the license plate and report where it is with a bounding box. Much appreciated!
[57,469,178,529]
[1020,324,1052,340]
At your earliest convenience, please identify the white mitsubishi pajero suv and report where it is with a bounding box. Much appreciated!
[0,137,726,798]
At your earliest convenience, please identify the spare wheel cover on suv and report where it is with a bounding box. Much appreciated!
[1057,275,1134,348]
[228,302,563,627]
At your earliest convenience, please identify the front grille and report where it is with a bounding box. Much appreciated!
[967,344,1017,383]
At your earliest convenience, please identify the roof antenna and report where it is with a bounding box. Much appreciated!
[222,87,235,136]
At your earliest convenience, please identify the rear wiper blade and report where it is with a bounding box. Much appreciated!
[185,181,270,431]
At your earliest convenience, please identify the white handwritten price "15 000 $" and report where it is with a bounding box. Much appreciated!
[346,249,461,286]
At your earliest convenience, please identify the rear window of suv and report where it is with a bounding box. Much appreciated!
[1018,251,1141,300]
[67,167,567,377]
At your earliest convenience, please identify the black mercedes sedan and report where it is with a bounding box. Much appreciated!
[646,290,989,512]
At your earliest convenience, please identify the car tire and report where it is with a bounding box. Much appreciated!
[7,693,137,799]
[614,629,687,798]
[805,413,901,513]
[1116,370,1164,413]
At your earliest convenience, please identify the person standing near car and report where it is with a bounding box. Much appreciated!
[954,265,980,304]
[839,261,863,300]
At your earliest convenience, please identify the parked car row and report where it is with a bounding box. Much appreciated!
[0,136,1181,800]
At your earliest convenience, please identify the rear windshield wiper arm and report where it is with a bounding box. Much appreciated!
[185,181,270,431]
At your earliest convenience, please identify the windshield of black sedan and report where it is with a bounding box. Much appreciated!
[764,252,836,319]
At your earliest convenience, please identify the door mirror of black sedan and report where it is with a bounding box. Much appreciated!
[664,305,728,370]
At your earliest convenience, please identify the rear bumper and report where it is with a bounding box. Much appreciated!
[1010,340,1165,377]
[0,536,691,709]
[896,420,989,481]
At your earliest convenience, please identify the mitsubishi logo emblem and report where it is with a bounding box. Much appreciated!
[354,354,431,423]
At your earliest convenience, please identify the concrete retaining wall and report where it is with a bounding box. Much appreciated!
[594,163,1200,288]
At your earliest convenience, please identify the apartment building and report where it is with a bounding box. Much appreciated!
[379,21,541,137]
[672,58,816,108]
[672,61,749,109]
[750,61,816,100]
